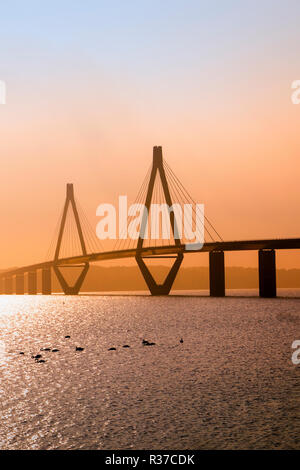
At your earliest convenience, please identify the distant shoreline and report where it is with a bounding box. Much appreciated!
[2,265,300,292]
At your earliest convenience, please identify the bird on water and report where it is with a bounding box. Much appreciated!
[32,354,42,359]
[142,339,156,346]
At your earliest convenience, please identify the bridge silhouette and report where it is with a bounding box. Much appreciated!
[1,146,299,297]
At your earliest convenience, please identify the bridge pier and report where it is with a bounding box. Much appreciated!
[28,271,37,295]
[41,268,52,295]
[15,274,24,295]
[209,250,225,297]
[53,263,89,295]
[136,254,183,296]
[259,249,276,298]
[5,277,13,295]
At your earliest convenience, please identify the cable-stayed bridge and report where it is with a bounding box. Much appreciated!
[1,146,299,297]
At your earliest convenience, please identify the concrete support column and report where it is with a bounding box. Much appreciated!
[209,250,225,297]
[259,249,276,298]
[28,271,37,295]
[5,277,13,294]
[15,274,25,295]
[42,268,52,295]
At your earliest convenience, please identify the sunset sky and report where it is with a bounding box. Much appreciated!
[1,1,300,269]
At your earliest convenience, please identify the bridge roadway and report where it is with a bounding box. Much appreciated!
[1,237,300,278]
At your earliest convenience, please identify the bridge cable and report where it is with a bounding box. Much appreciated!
[45,206,65,261]
[165,159,223,242]
[163,162,213,243]
[113,167,148,251]
[128,167,151,250]
[113,164,152,252]
[163,160,223,242]
[75,198,104,254]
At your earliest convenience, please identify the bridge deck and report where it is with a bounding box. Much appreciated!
[1,238,300,278]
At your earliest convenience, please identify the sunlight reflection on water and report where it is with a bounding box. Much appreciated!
[0,292,299,450]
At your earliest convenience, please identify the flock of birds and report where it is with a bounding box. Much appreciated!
[17,336,184,364]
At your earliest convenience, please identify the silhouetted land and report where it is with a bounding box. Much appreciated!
[2,265,300,292]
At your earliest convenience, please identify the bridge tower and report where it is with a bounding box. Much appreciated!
[53,184,89,295]
[135,146,184,295]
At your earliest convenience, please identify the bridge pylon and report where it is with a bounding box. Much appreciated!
[135,146,184,295]
[53,184,89,295]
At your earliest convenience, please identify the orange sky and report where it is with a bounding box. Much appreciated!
[0,2,300,269]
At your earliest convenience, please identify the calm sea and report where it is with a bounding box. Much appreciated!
[0,290,299,450]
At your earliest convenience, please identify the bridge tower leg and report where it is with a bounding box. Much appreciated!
[136,253,184,296]
[5,277,13,294]
[0,278,3,294]
[209,250,225,297]
[53,184,89,295]
[135,146,183,295]
[42,268,52,295]
[15,274,25,295]
[259,249,276,298]
[28,271,37,295]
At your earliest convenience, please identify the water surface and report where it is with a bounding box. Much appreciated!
[0,292,299,449]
